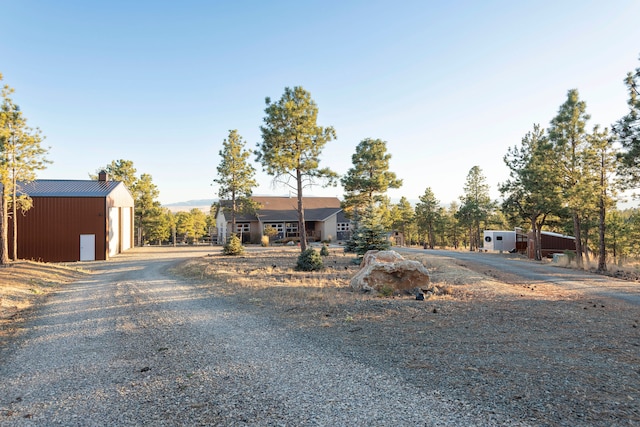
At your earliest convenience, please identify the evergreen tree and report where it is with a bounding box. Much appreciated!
[415,187,440,249]
[175,211,193,244]
[390,196,415,246]
[586,126,618,271]
[457,166,493,251]
[188,208,208,243]
[341,138,402,224]
[351,203,390,258]
[133,173,160,246]
[257,86,337,252]
[214,130,257,238]
[548,89,593,267]
[614,55,640,186]
[500,124,563,260]
[96,159,137,189]
[0,73,50,262]
[145,207,172,245]
[443,201,463,249]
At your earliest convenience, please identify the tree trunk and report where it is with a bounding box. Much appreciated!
[231,190,237,241]
[0,187,8,264]
[11,175,17,261]
[530,217,542,261]
[597,190,607,272]
[572,212,584,268]
[296,169,307,252]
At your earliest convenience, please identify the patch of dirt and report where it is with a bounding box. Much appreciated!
[176,246,640,426]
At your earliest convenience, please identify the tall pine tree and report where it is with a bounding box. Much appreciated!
[500,124,562,260]
[548,89,592,268]
[214,129,257,239]
[614,55,640,186]
[341,138,402,232]
[257,87,337,252]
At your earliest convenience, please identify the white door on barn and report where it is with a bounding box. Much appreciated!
[80,234,96,261]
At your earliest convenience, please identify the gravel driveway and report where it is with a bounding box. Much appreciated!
[0,247,527,426]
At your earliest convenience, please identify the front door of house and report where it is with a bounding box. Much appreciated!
[80,234,96,261]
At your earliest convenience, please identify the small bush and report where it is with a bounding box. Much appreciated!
[320,244,330,256]
[223,235,244,256]
[378,284,394,297]
[296,248,324,271]
[261,235,270,247]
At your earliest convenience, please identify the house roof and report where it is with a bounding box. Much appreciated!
[220,196,343,222]
[17,180,128,197]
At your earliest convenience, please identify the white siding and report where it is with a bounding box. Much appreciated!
[121,207,132,251]
[109,207,120,257]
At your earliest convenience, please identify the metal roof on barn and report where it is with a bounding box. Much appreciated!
[17,180,125,197]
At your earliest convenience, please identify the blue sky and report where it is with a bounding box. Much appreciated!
[2,1,640,206]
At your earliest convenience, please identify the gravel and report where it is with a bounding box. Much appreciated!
[0,248,529,426]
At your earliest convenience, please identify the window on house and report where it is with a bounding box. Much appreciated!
[235,223,250,233]
[264,223,283,233]
[285,222,298,236]
[337,223,350,232]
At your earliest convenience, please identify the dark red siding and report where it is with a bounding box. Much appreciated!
[527,232,576,259]
[12,197,107,262]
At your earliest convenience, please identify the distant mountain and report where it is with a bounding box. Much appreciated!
[163,199,216,213]
[164,199,216,207]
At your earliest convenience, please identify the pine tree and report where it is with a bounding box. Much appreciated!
[214,130,257,237]
[341,138,402,224]
[614,55,640,186]
[257,86,337,252]
[548,89,593,268]
[351,203,390,259]
[457,166,493,251]
[133,173,160,246]
[390,196,415,246]
[0,74,50,262]
[415,187,440,249]
[585,126,618,272]
[500,124,563,260]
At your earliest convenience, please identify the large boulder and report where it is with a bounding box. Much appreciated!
[350,250,431,294]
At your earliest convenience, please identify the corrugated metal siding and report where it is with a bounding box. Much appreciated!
[13,197,107,262]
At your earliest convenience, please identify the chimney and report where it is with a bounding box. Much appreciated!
[98,170,109,182]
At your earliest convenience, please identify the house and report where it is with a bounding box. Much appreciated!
[216,196,347,244]
[10,171,134,262]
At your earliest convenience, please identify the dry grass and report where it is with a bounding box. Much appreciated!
[0,261,87,325]
[175,246,640,425]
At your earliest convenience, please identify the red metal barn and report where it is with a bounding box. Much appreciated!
[11,174,134,262]
[527,231,576,259]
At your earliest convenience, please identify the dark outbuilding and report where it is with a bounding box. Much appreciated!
[10,172,134,262]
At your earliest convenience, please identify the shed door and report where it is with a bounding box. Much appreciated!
[80,234,96,261]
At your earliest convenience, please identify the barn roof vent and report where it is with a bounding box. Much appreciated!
[98,170,109,182]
